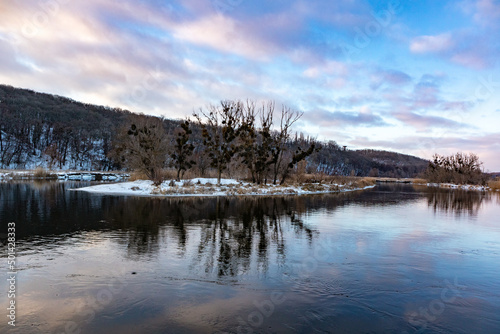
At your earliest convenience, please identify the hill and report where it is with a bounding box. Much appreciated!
[0,84,428,177]
[0,84,177,170]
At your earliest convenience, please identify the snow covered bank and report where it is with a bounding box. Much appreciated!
[426,183,491,192]
[0,170,129,181]
[73,178,376,197]
[55,172,129,181]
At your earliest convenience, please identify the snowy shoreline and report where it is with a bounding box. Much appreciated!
[72,178,376,197]
[424,182,492,192]
[1,170,495,194]
[0,170,129,181]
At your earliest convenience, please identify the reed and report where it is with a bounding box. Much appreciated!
[488,179,500,191]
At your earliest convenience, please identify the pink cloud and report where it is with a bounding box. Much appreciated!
[369,68,412,90]
[451,52,489,69]
[172,14,278,60]
[393,112,470,131]
[303,108,387,127]
[410,33,454,54]
[303,60,348,78]
[465,0,500,27]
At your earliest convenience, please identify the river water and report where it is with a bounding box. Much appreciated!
[1,182,499,333]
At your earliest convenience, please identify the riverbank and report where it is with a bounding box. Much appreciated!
[73,178,377,197]
[425,182,492,192]
[0,169,129,181]
[1,169,496,194]
[376,177,495,192]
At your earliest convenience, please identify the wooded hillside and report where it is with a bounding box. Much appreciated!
[0,84,428,177]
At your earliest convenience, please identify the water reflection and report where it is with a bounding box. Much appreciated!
[2,182,496,246]
[1,182,500,333]
[103,196,318,276]
[422,187,492,216]
[1,181,426,277]
[0,181,110,240]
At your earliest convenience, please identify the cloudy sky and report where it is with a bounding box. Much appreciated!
[1,0,499,170]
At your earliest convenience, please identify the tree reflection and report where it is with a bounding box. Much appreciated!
[425,188,492,216]
[98,195,316,275]
[193,197,294,277]
[0,181,108,241]
[8,182,496,277]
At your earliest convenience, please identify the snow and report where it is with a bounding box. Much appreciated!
[73,178,377,197]
[74,180,155,196]
[426,183,490,192]
[0,170,129,181]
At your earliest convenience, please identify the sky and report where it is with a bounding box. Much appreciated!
[1,0,499,170]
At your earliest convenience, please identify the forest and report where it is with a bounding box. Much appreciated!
[0,84,429,180]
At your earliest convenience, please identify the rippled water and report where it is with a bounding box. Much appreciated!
[1,182,499,333]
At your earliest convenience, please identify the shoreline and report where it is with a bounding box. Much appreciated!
[423,182,492,192]
[1,170,496,194]
[71,178,377,198]
[0,170,129,181]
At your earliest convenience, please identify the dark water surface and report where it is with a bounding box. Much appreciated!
[1,182,499,333]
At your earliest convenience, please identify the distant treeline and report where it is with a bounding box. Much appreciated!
[0,84,428,177]
[425,152,488,185]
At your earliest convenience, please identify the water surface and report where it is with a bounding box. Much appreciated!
[1,182,499,333]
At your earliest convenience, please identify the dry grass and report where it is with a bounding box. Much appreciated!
[301,183,327,192]
[161,169,178,180]
[350,177,377,188]
[282,174,377,191]
[129,171,148,181]
[488,178,500,191]
[34,167,50,178]
[182,179,193,187]
[234,187,248,195]
[5,168,57,180]
[412,178,428,185]
[141,173,383,197]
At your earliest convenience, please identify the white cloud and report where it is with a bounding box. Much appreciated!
[172,14,277,60]
[410,33,454,54]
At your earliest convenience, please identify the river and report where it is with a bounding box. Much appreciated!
[1,182,499,333]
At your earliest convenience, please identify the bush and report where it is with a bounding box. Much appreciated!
[34,167,50,178]
[425,152,487,185]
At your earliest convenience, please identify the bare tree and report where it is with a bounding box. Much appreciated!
[170,119,195,181]
[111,116,168,185]
[238,101,276,184]
[270,106,302,184]
[238,101,258,182]
[194,100,243,184]
[426,152,486,185]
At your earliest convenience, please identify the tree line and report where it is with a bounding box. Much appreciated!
[113,100,319,185]
[425,152,488,185]
[0,84,430,179]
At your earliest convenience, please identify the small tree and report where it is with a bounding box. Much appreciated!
[44,143,61,170]
[238,101,258,182]
[269,106,301,184]
[111,116,168,185]
[268,106,318,185]
[171,120,195,181]
[281,142,319,184]
[254,104,275,184]
[194,100,243,185]
[238,101,277,184]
